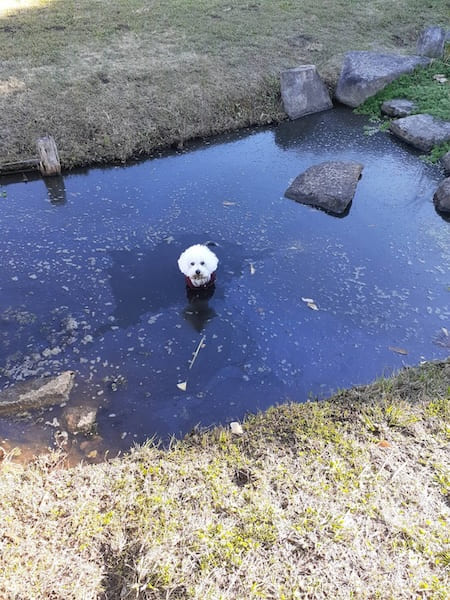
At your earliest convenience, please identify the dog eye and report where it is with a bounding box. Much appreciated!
[200,261,205,265]
[190,262,195,266]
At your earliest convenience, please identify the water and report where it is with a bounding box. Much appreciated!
[0,107,448,463]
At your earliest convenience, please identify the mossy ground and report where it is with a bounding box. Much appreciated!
[355,58,450,160]
[1,360,449,599]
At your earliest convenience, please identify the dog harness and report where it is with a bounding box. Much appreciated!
[185,271,216,289]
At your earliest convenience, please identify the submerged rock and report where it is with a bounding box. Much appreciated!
[416,26,446,58]
[285,161,364,215]
[280,65,333,119]
[433,178,450,213]
[381,99,416,118]
[389,114,450,152]
[335,52,430,108]
[62,405,98,435]
[0,371,75,416]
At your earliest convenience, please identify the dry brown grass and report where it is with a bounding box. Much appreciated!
[0,0,448,168]
[1,360,449,599]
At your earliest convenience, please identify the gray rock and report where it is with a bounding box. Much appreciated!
[441,151,450,175]
[381,99,416,118]
[0,371,75,416]
[433,178,450,213]
[285,161,364,215]
[281,65,333,120]
[389,114,450,152]
[416,26,446,58]
[335,52,430,108]
[62,405,98,435]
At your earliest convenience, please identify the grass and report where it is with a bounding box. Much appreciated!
[355,57,450,160]
[0,0,448,168]
[0,359,449,599]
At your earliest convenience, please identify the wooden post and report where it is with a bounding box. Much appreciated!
[37,135,61,176]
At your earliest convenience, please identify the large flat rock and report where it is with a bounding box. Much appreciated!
[335,52,430,108]
[0,371,75,416]
[281,65,333,119]
[285,161,364,215]
[389,114,450,152]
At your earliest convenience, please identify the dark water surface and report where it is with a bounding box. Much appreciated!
[0,108,448,463]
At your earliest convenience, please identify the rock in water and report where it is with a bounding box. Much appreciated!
[0,371,75,416]
[335,52,430,108]
[389,114,450,152]
[280,65,333,119]
[62,405,98,435]
[285,161,364,215]
[433,178,450,213]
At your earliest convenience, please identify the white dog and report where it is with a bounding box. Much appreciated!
[177,244,219,289]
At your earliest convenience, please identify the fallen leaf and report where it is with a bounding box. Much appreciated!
[230,421,244,435]
[177,381,187,391]
[389,346,408,355]
[377,440,391,448]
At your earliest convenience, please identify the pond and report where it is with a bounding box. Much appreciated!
[0,107,448,463]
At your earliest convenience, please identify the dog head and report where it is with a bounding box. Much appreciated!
[177,244,219,287]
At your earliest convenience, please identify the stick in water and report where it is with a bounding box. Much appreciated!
[189,335,206,370]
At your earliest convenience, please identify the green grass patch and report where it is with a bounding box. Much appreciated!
[355,59,450,121]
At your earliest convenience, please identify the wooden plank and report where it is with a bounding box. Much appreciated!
[37,135,61,176]
[0,158,40,175]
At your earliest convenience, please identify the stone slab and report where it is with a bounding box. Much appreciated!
[416,26,446,58]
[389,114,450,152]
[285,160,364,215]
[335,51,430,108]
[281,65,333,119]
[0,371,75,416]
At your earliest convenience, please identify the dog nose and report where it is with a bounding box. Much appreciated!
[195,269,201,275]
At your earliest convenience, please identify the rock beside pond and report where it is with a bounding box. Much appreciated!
[285,161,364,215]
[381,99,416,118]
[389,114,450,152]
[416,26,446,58]
[280,65,333,119]
[441,151,450,175]
[0,371,75,416]
[335,52,430,108]
[62,405,98,435]
[433,178,450,213]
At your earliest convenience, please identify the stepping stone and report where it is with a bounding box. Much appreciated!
[285,160,364,215]
[381,99,416,118]
[335,51,430,108]
[281,65,333,119]
[416,26,446,58]
[433,178,450,213]
[389,114,450,152]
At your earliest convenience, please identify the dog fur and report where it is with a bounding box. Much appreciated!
[177,244,219,288]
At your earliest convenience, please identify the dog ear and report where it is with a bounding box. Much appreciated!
[177,251,187,275]
[209,251,219,272]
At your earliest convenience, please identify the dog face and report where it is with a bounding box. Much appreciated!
[177,244,219,287]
